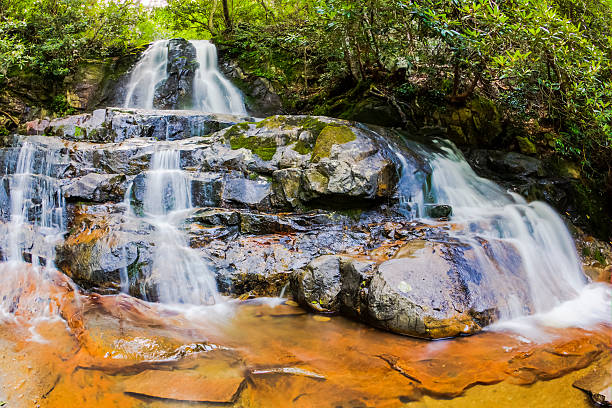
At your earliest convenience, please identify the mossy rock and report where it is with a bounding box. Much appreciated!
[255,115,291,129]
[312,125,356,161]
[227,123,277,161]
[516,136,537,155]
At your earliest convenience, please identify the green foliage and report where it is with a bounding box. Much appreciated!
[0,0,150,81]
[159,0,610,184]
[50,94,76,116]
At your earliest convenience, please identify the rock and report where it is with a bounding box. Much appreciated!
[292,256,343,313]
[222,177,272,209]
[573,357,612,407]
[365,240,529,339]
[0,176,10,222]
[123,368,244,403]
[469,150,545,178]
[63,173,128,203]
[291,255,377,315]
[55,205,154,295]
[43,108,253,142]
[572,226,612,283]
[153,39,199,110]
[191,172,223,207]
[219,60,283,117]
[425,204,452,218]
[516,135,537,155]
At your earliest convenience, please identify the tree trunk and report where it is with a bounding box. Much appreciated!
[221,0,232,32]
[208,0,219,35]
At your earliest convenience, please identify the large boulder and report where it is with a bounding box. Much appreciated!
[365,239,530,338]
[153,39,199,110]
[290,236,535,339]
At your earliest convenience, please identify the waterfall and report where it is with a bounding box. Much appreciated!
[395,138,610,327]
[0,141,68,326]
[4,142,65,265]
[123,40,169,109]
[191,40,247,115]
[123,39,246,115]
[132,149,220,305]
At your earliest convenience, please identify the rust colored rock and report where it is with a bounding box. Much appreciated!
[123,370,244,403]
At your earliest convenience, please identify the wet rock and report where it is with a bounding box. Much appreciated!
[470,150,545,178]
[291,256,377,314]
[188,208,241,227]
[0,176,10,222]
[63,173,128,203]
[55,205,154,295]
[572,226,612,283]
[153,39,199,110]
[123,367,244,403]
[191,172,223,207]
[573,357,612,407]
[292,256,343,313]
[338,259,377,317]
[43,108,252,142]
[425,204,452,218]
[222,177,272,209]
[365,239,530,338]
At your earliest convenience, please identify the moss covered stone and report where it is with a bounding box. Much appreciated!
[516,136,536,155]
[312,125,356,161]
[227,123,277,161]
[293,139,313,155]
[256,115,290,129]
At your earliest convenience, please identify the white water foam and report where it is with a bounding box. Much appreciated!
[394,138,611,335]
[123,40,170,109]
[132,149,220,305]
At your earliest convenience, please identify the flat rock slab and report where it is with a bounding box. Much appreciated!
[123,369,244,403]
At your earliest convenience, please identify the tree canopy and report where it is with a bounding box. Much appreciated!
[0,0,610,206]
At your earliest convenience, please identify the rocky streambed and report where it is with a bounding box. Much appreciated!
[0,107,611,407]
[1,108,609,340]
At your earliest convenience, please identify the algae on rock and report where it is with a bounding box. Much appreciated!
[312,125,356,161]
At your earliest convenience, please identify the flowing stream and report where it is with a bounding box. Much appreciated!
[0,141,69,333]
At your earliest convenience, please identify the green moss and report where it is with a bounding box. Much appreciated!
[228,123,277,161]
[293,139,313,155]
[225,122,250,138]
[256,115,290,129]
[73,125,83,139]
[311,125,356,161]
[516,136,537,155]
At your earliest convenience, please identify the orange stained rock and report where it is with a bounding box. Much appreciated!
[0,270,610,408]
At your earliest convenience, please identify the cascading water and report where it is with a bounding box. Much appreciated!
[191,40,247,115]
[131,149,220,305]
[0,141,69,329]
[395,137,610,329]
[123,39,247,115]
[123,40,169,109]
[4,142,65,265]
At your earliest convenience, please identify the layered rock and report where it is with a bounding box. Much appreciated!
[1,109,608,339]
[25,107,251,142]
